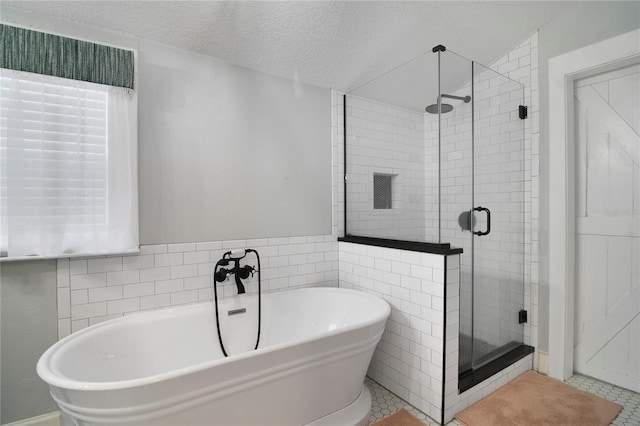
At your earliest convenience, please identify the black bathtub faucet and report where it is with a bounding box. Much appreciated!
[214,249,256,294]
[212,248,262,357]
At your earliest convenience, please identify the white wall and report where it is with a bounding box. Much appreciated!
[0,6,333,246]
[138,43,332,244]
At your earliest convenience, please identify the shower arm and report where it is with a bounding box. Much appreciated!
[426,93,471,114]
[440,94,471,103]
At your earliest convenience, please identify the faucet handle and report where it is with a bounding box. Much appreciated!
[238,265,254,280]
[214,268,229,283]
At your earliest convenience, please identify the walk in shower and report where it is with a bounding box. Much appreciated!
[340,45,531,389]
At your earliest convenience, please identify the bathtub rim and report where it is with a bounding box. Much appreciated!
[37,286,390,392]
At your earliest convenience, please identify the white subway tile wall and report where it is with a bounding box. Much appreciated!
[334,33,540,423]
[56,236,338,338]
[487,33,540,367]
[339,241,451,422]
[426,68,526,354]
[422,33,539,365]
[487,32,539,365]
[338,94,429,240]
[443,252,461,421]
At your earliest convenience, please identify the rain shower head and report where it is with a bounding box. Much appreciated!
[425,93,471,114]
[425,103,453,114]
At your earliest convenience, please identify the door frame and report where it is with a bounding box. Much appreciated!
[548,28,640,381]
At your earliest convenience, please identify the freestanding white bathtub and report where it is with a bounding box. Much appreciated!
[37,287,390,425]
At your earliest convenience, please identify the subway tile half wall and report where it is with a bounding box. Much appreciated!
[56,235,338,338]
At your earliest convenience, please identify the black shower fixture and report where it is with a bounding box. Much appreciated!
[214,250,256,294]
[426,103,453,114]
[212,249,262,357]
[425,93,471,114]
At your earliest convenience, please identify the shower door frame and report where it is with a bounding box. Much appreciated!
[456,56,531,391]
[548,28,640,382]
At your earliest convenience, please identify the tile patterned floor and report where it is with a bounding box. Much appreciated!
[566,374,640,426]
[365,377,461,426]
[366,373,640,425]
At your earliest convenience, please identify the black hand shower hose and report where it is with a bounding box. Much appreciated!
[213,249,261,357]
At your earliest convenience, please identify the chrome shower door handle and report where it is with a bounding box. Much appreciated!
[472,206,491,236]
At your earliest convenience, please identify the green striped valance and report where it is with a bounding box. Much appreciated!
[0,24,134,89]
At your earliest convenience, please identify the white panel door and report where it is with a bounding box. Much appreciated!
[573,64,640,392]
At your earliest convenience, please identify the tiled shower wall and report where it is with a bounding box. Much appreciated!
[336,33,540,367]
[425,40,532,354]
[427,33,540,363]
[56,237,339,337]
[495,32,539,360]
[484,32,539,364]
[338,94,429,241]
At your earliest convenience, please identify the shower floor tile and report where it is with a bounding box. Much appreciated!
[366,374,640,425]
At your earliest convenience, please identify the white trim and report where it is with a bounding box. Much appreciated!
[0,248,141,263]
[3,412,61,426]
[537,350,549,375]
[548,28,640,381]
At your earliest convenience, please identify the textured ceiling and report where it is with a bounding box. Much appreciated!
[2,1,578,110]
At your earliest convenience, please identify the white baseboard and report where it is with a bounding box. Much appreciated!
[537,350,549,375]
[3,412,61,426]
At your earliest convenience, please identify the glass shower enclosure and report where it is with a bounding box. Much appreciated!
[342,45,527,385]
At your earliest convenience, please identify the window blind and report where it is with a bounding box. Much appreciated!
[0,69,138,258]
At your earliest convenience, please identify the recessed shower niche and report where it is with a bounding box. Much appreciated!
[373,172,401,211]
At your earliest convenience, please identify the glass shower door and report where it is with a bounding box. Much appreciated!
[442,50,527,374]
[434,50,475,371]
[467,62,526,370]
